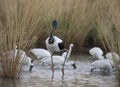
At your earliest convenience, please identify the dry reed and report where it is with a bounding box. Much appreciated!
[0,0,49,78]
[92,0,120,84]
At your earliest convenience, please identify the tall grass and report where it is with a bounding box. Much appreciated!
[109,0,120,85]
[92,0,120,85]
[92,0,114,52]
[35,0,95,49]
[58,0,95,47]
[0,0,49,78]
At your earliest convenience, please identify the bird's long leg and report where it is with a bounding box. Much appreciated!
[62,49,68,82]
[51,52,54,82]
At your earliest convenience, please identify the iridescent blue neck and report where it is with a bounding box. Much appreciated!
[48,20,58,44]
[49,27,55,44]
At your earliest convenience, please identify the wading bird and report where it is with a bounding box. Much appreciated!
[105,52,120,70]
[105,52,120,62]
[3,46,34,71]
[45,20,67,80]
[30,48,51,59]
[90,59,113,74]
[41,56,76,69]
[29,48,51,71]
[89,47,104,60]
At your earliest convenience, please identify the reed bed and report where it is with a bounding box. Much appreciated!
[0,0,49,78]
[92,0,120,85]
[35,0,95,49]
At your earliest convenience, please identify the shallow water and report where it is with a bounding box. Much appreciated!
[0,54,119,87]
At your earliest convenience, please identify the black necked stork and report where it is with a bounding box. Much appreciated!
[45,20,67,81]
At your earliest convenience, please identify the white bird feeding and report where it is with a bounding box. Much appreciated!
[90,59,113,73]
[89,47,104,60]
[30,48,51,59]
[41,56,76,69]
[18,50,33,64]
[29,48,51,71]
[15,50,34,71]
[105,52,120,62]
[105,52,120,69]
[3,47,34,71]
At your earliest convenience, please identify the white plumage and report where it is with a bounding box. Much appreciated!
[13,49,34,71]
[41,56,76,69]
[45,36,64,54]
[2,48,33,68]
[30,48,51,59]
[105,52,120,62]
[11,49,33,66]
[90,59,113,73]
[89,47,104,60]
[42,56,65,65]
[105,52,120,69]
[29,48,52,71]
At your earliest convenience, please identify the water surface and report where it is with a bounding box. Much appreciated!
[0,54,119,87]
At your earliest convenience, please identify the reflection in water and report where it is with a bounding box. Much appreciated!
[0,78,20,87]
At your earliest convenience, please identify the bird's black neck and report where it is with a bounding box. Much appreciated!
[49,20,58,44]
[49,28,55,44]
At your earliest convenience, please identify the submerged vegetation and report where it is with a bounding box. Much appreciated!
[0,0,119,84]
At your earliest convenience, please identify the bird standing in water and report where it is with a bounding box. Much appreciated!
[45,20,67,81]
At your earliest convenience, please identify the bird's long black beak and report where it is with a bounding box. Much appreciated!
[72,63,77,69]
